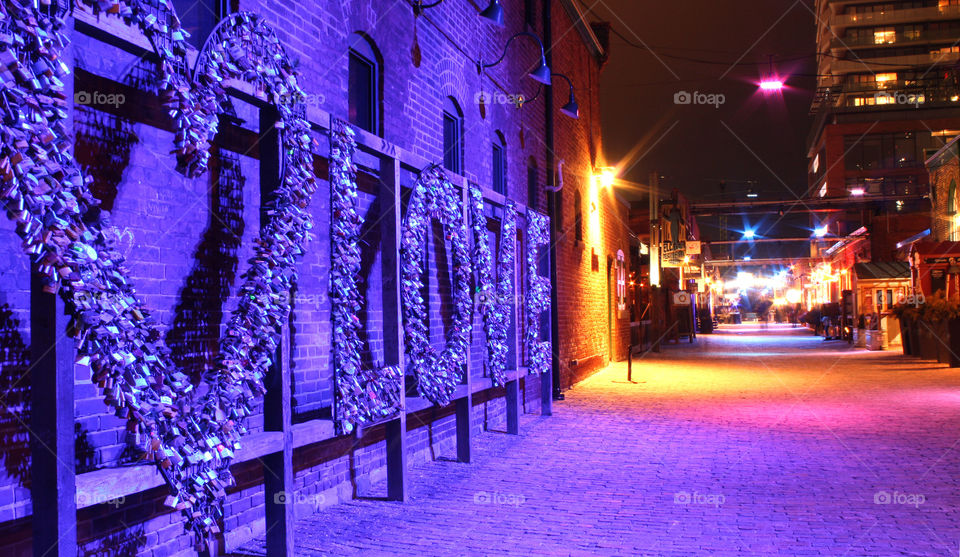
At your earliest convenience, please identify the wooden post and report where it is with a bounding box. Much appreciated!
[456,182,472,463]
[259,105,294,556]
[539,236,553,416]
[505,213,520,435]
[261,325,293,556]
[34,15,77,554]
[30,271,76,557]
[380,155,407,500]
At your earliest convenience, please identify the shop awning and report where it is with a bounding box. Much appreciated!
[853,261,910,280]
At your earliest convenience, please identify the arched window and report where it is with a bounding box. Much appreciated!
[948,179,957,215]
[348,33,382,135]
[574,189,583,243]
[616,250,626,310]
[174,0,233,48]
[442,97,464,174]
[492,131,506,195]
[526,157,538,211]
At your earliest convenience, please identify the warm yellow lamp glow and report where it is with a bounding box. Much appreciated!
[595,166,616,189]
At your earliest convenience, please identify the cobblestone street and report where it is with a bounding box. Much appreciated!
[242,324,960,556]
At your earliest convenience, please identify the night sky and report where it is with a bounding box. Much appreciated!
[585,0,818,251]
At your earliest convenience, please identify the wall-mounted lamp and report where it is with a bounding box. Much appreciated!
[478,0,504,25]
[594,166,616,189]
[517,72,580,120]
[553,73,579,119]
[409,0,504,25]
[478,31,551,85]
[516,72,580,119]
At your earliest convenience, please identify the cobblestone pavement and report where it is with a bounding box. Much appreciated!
[242,324,960,556]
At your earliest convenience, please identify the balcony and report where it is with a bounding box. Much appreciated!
[830,27,960,51]
[827,50,960,73]
[829,5,960,30]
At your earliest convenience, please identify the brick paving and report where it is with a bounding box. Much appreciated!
[240,324,960,556]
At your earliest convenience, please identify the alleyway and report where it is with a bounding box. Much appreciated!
[242,324,960,556]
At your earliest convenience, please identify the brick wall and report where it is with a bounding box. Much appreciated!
[929,142,960,242]
[0,1,628,553]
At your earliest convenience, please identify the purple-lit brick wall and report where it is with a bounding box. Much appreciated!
[0,1,624,553]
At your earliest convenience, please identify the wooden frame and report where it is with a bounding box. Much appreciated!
[22,15,556,557]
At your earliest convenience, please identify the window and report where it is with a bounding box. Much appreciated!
[348,33,380,134]
[948,179,957,215]
[574,189,583,243]
[442,97,464,174]
[616,250,626,311]
[524,0,537,28]
[174,0,233,48]
[492,131,506,195]
[875,72,897,85]
[527,158,538,211]
[874,27,896,44]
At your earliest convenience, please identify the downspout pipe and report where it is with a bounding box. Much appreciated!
[543,0,564,401]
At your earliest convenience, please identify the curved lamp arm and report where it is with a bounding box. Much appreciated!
[478,32,552,85]
[411,0,445,16]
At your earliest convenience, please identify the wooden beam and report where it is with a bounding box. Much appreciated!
[505,217,520,435]
[456,181,472,463]
[379,154,407,501]
[30,269,76,557]
[259,106,295,557]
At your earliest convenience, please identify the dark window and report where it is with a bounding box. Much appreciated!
[574,190,583,243]
[948,179,957,215]
[492,132,506,195]
[527,159,538,211]
[348,35,380,134]
[525,0,537,28]
[443,98,463,174]
[174,0,232,48]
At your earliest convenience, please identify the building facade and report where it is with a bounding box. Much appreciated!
[807,0,960,258]
[0,1,632,555]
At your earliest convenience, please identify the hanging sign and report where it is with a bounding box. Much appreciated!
[673,291,692,306]
[685,241,701,255]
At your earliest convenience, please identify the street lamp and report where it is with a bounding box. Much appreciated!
[814,225,828,238]
[410,0,505,26]
[516,72,580,119]
[743,229,756,240]
[478,0,505,25]
[478,31,552,85]
[759,79,784,92]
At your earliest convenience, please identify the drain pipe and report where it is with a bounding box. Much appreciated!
[543,0,564,402]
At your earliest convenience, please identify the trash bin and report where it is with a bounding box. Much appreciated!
[699,309,713,334]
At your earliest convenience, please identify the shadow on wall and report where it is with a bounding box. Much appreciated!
[79,524,146,557]
[0,304,29,489]
[166,148,245,384]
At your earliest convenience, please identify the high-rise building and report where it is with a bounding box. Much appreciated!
[808,0,960,238]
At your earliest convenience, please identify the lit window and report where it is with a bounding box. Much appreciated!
[875,72,897,85]
[819,182,828,198]
[874,28,896,44]
[616,250,626,310]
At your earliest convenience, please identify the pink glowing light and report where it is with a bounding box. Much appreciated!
[759,79,784,91]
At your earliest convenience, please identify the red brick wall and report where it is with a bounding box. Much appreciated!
[550,0,631,387]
